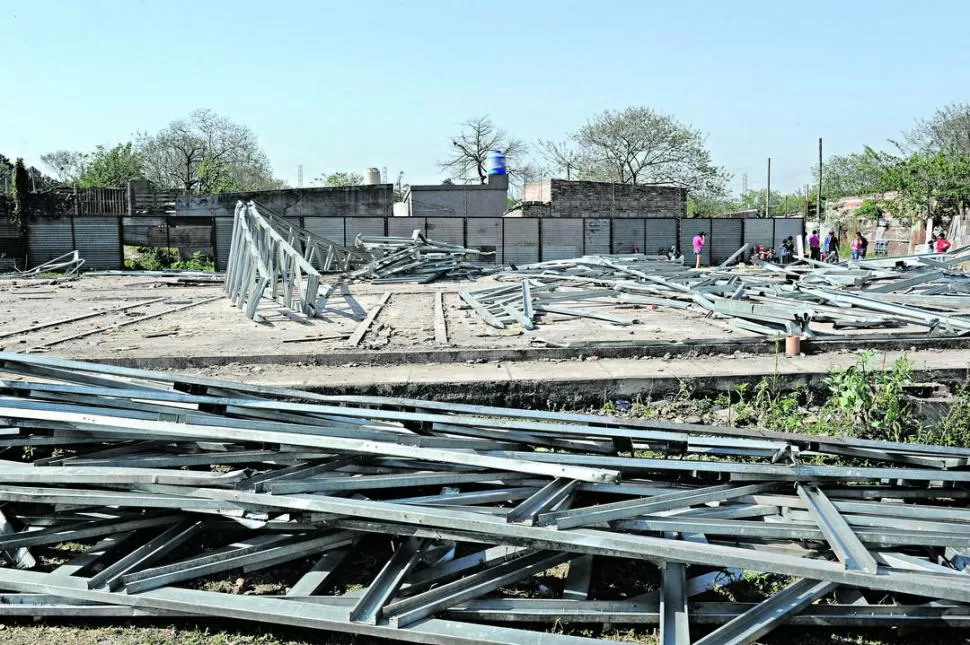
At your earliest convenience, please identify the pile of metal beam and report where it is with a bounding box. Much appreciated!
[349,230,496,284]
[467,249,970,337]
[0,351,969,644]
[225,201,329,320]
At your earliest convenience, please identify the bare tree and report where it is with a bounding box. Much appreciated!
[40,150,89,185]
[903,102,970,155]
[535,139,584,180]
[439,116,526,184]
[136,109,281,193]
[575,106,729,193]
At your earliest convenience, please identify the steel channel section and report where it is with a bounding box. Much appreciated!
[797,484,878,573]
[383,550,572,628]
[123,532,359,594]
[660,560,690,645]
[693,578,838,645]
[86,521,204,590]
[349,537,427,624]
[506,478,579,524]
[540,483,777,529]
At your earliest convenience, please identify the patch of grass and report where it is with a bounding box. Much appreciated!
[124,247,215,272]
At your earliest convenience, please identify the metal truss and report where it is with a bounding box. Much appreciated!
[0,351,969,644]
[225,201,328,320]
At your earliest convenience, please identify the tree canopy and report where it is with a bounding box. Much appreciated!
[313,171,363,187]
[136,109,284,193]
[573,107,729,193]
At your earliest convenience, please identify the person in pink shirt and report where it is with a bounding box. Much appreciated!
[935,234,952,253]
[692,232,706,268]
[850,232,862,260]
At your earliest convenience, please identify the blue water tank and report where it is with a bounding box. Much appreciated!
[486,149,507,175]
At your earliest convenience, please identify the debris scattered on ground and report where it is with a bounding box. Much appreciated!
[469,246,970,339]
[2,250,85,280]
[0,351,969,643]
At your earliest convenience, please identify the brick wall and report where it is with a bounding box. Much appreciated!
[522,179,685,218]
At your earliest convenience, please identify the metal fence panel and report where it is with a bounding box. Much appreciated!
[303,218,346,247]
[541,219,583,261]
[612,219,645,255]
[214,217,235,271]
[387,218,425,239]
[679,219,712,266]
[467,218,502,264]
[425,218,464,246]
[345,218,385,245]
[27,219,73,267]
[73,217,121,270]
[584,219,611,255]
[121,217,165,246]
[710,218,744,265]
[743,219,775,252]
[774,218,804,250]
[647,218,679,255]
[503,219,539,265]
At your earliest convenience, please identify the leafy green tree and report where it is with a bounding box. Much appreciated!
[78,143,143,188]
[874,150,970,222]
[813,149,883,199]
[313,171,363,187]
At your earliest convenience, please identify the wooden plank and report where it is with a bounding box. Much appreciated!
[347,292,391,347]
[434,292,448,345]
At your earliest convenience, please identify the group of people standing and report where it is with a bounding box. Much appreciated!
[686,226,951,268]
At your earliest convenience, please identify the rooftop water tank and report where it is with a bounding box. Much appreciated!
[363,167,381,185]
[486,150,507,175]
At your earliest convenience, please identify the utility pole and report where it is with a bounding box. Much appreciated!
[297,164,304,188]
[741,173,748,195]
[765,158,771,218]
[817,138,823,223]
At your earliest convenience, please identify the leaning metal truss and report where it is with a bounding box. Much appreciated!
[225,201,329,320]
[254,201,375,273]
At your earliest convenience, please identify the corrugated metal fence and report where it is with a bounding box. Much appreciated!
[23,215,804,272]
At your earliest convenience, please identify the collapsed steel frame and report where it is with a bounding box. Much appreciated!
[0,351,969,644]
[471,247,970,339]
[225,201,329,320]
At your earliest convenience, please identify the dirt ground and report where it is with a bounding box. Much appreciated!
[0,274,760,361]
[0,274,932,363]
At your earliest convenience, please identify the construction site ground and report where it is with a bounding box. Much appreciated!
[1,274,968,402]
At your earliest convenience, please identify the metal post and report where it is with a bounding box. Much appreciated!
[765,158,771,219]
[817,138,823,224]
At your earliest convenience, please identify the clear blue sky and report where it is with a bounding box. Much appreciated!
[2,0,969,194]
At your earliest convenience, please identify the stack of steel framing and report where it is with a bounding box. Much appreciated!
[0,351,969,644]
[349,230,496,284]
